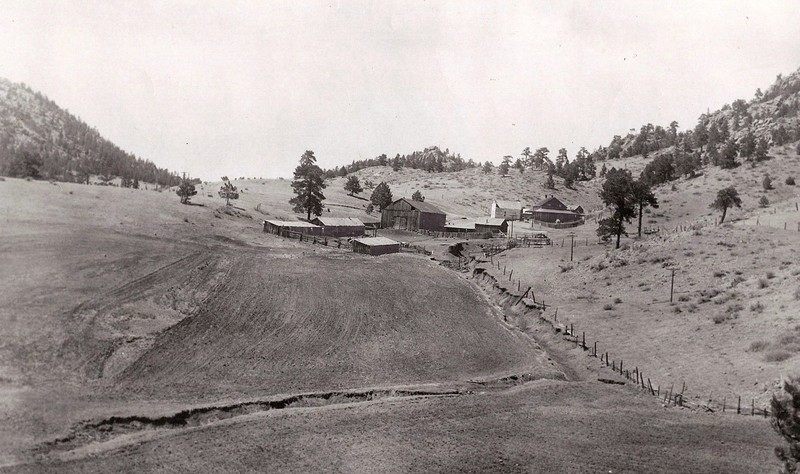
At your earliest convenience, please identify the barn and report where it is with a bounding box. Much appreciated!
[381,198,446,232]
[530,196,584,224]
[474,217,508,234]
[352,236,401,256]
[490,200,522,220]
[263,220,322,235]
[310,217,365,237]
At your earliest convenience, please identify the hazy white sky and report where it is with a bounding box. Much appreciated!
[1,1,799,179]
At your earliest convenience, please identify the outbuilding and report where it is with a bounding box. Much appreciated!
[310,217,365,237]
[381,198,446,232]
[490,200,522,220]
[474,217,508,234]
[263,220,322,235]
[444,220,476,233]
[352,236,401,256]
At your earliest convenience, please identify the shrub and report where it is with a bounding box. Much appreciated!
[712,314,727,324]
[750,301,765,313]
[786,176,796,185]
[613,297,622,304]
[603,303,613,310]
[764,349,791,362]
[749,340,769,352]
[713,270,726,278]
[767,271,776,279]
[759,195,770,208]
[678,295,691,302]
[763,175,773,190]
[758,278,770,289]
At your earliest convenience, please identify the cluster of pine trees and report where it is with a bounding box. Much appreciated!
[323,146,478,178]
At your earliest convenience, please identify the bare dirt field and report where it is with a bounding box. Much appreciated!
[0,177,788,472]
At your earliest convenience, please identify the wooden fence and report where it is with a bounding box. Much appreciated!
[472,256,774,420]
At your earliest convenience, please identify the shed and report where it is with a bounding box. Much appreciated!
[358,215,382,231]
[310,217,365,237]
[352,237,400,256]
[490,200,522,220]
[381,198,446,232]
[263,219,321,235]
[444,220,476,232]
[474,217,508,234]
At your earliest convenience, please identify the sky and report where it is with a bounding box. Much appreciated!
[1,1,800,180]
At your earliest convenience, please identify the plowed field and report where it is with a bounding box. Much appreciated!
[115,252,559,400]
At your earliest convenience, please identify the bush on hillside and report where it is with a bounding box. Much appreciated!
[787,176,796,185]
[759,196,770,208]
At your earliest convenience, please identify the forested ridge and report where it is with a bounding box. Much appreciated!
[0,77,180,186]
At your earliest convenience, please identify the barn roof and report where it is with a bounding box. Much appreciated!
[312,217,364,227]
[494,200,522,209]
[475,217,508,226]
[263,220,320,228]
[535,196,566,208]
[353,237,400,247]
[532,208,582,215]
[388,198,445,215]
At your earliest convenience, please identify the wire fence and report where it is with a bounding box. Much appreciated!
[470,259,775,420]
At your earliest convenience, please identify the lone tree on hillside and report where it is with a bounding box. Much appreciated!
[289,150,327,220]
[411,190,425,202]
[370,181,393,212]
[632,178,659,237]
[498,156,511,175]
[771,376,800,473]
[176,174,197,204]
[763,174,773,191]
[710,186,742,224]
[598,167,637,249]
[482,161,493,174]
[344,175,363,196]
[544,172,556,189]
[218,176,239,205]
[132,177,139,189]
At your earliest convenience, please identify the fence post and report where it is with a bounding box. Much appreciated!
[737,395,741,415]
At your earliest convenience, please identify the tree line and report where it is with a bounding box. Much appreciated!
[322,145,478,178]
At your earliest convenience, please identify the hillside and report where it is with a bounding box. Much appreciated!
[0,78,178,185]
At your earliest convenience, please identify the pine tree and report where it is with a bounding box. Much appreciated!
[218,176,240,205]
[176,174,197,204]
[344,175,363,196]
[411,190,425,202]
[770,376,800,473]
[370,182,393,211]
[710,186,742,223]
[289,151,327,220]
[599,168,637,248]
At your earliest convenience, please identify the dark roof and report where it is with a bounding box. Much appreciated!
[536,196,566,208]
[391,198,445,215]
[311,217,364,227]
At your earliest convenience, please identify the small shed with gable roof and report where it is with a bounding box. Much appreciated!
[352,236,401,256]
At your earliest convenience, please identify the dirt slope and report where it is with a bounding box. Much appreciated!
[115,251,559,400]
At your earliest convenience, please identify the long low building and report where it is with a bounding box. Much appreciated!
[352,236,400,256]
[263,220,322,235]
[310,217,365,237]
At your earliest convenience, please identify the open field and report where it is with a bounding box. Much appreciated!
[0,175,791,471]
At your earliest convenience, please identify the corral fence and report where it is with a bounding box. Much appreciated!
[470,258,775,420]
[417,229,495,240]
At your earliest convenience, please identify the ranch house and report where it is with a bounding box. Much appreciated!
[309,217,365,237]
[490,200,522,220]
[529,195,585,224]
[381,198,446,232]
